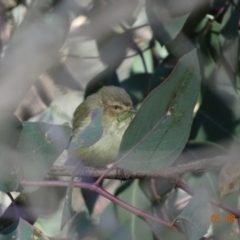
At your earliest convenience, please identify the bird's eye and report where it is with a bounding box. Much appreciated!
[113,105,119,110]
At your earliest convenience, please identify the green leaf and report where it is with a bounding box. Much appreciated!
[0,113,22,147]
[67,212,97,240]
[18,122,71,192]
[99,180,152,240]
[0,147,20,192]
[177,188,212,240]
[0,114,22,192]
[219,2,239,77]
[0,218,48,240]
[68,108,103,149]
[61,177,76,230]
[148,223,185,240]
[139,178,173,202]
[118,49,200,173]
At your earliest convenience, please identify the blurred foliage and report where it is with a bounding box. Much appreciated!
[0,0,240,239]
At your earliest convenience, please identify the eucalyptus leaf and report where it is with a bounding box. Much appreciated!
[17,122,71,192]
[0,113,22,147]
[97,32,129,67]
[68,108,103,150]
[148,222,185,240]
[119,49,200,173]
[0,147,20,193]
[99,180,152,240]
[0,0,71,111]
[0,218,49,240]
[219,1,239,80]
[177,188,212,240]
[0,114,22,192]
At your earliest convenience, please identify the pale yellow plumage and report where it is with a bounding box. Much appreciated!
[70,86,134,166]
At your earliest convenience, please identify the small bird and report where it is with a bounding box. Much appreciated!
[70,86,135,167]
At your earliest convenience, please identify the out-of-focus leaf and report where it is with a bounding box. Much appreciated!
[148,61,174,91]
[148,223,185,240]
[97,32,129,67]
[61,177,76,230]
[87,0,140,38]
[0,147,20,193]
[0,0,71,112]
[17,122,71,192]
[177,188,212,240]
[0,185,66,232]
[69,108,103,149]
[139,178,174,203]
[206,21,221,59]
[197,35,216,81]
[0,218,49,239]
[114,180,133,196]
[99,180,152,240]
[0,113,22,147]
[190,86,235,144]
[180,141,226,200]
[218,157,240,197]
[118,49,200,173]
[121,74,151,106]
[67,212,98,240]
[219,1,240,89]
[84,68,120,98]
[0,114,22,192]
[145,0,191,45]
[29,86,84,125]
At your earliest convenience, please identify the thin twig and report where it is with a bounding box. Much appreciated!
[20,179,181,232]
[177,180,240,218]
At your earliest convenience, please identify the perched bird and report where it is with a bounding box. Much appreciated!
[70,86,135,166]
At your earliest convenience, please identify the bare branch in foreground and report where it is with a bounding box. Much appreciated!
[48,155,228,180]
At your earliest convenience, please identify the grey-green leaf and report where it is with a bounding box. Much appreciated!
[69,108,103,149]
[99,180,152,240]
[219,2,239,76]
[118,49,200,173]
[0,218,48,240]
[18,122,71,192]
[0,147,20,193]
[177,188,212,240]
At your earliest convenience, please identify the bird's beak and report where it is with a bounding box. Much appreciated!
[129,107,137,113]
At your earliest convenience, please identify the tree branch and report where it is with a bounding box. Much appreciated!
[20,179,181,232]
[48,155,228,180]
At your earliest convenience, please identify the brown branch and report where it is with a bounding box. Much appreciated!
[48,155,228,180]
